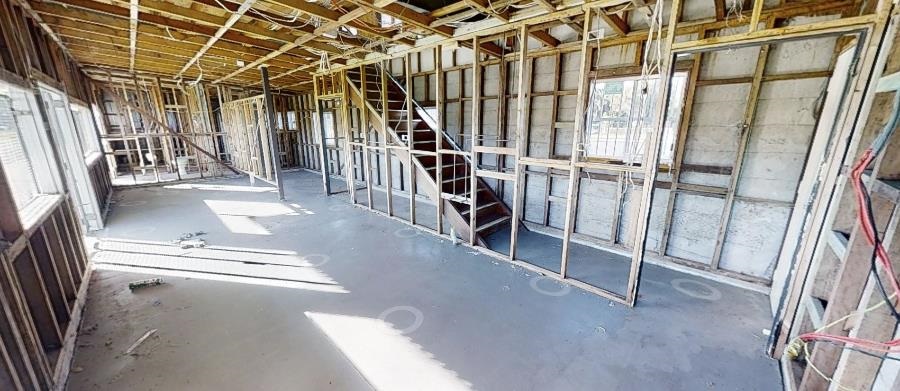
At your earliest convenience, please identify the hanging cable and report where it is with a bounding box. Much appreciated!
[785,90,900,391]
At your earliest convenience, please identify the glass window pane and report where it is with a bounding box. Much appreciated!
[71,103,101,159]
[0,85,39,209]
[584,73,687,165]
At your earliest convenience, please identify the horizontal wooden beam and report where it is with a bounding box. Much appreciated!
[37,13,313,66]
[598,12,629,36]
[49,22,307,71]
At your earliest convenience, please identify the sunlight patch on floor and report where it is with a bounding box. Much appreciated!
[306,312,472,391]
[204,200,300,235]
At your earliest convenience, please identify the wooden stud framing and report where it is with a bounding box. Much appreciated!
[470,35,482,245]
[510,25,530,261]
[381,60,394,216]
[709,22,772,270]
[260,65,286,200]
[435,46,445,234]
[405,53,416,224]
[559,7,594,280]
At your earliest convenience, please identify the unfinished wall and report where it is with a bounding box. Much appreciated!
[286,0,875,298]
[338,3,842,285]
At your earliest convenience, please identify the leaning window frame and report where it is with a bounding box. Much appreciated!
[0,77,63,213]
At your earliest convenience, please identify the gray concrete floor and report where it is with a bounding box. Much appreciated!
[68,170,780,390]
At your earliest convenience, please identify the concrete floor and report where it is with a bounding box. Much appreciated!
[68,171,780,390]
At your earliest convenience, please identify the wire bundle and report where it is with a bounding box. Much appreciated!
[788,90,900,390]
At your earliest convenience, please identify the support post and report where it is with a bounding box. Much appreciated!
[260,65,286,200]
[313,75,333,195]
[470,35,482,245]
[510,25,529,261]
[560,8,594,278]
[435,45,445,234]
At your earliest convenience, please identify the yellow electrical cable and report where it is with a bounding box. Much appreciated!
[785,292,898,391]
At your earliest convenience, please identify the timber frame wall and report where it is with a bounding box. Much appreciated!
[0,0,109,389]
[306,1,900,388]
[309,0,893,287]
[1,0,898,389]
[93,81,315,187]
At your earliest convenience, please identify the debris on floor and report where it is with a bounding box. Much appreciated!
[173,231,207,248]
[80,323,98,336]
[125,329,158,355]
[175,231,206,241]
[178,239,206,249]
[128,278,164,291]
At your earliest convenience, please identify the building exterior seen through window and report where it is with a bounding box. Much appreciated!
[584,73,687,165]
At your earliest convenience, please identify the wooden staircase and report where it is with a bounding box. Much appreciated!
[345,64,512,246]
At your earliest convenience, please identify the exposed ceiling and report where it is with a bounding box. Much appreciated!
[24,0,637,92]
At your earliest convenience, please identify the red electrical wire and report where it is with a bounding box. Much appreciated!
[797,147,900,355]
[849,148,900,296]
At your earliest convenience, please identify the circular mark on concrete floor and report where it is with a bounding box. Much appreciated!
[328,203,351,212]
[393,227,420,239]
[117,200,148,207]
[670,278,722,301]
[529,276,571,297]
[379,306,424,334]
[302,253,330,267]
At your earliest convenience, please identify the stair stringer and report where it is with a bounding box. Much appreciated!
[346,79,476,243]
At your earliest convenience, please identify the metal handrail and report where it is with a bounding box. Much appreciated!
[372,63,474,166]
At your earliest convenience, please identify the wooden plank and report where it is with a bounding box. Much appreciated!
[176,0,258,79]
[27,232,69,326]
[559,8,594,279]
[470,36,482,245]
[800,195,896,389]
[599,12,629,36]
[673,14,877,52]
[212,7,368,85]
[628,0,684,306]
[380,60,394,216]
[749,0,764,32]
[260,65,286,200]
[659,43,704,255]
[830,205,900,389]
[405,54,416,224]
[510,25,529,261]
[13,247,63,351]
[435,46,445,234]
[710,29,772,270]
[127,0,137,72]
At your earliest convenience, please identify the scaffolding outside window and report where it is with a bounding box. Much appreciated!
[584,73,688,165]
[0,80,59,211]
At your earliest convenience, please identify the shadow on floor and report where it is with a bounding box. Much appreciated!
[69,171,780,390]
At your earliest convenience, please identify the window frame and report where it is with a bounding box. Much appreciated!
[582,71,689,166]
[0,78,63,213]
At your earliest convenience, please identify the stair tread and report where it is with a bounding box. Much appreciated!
[476,215,511,232]
[461,201,501,216]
